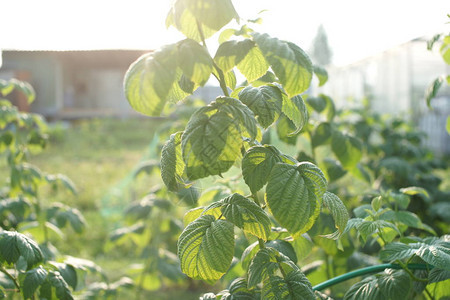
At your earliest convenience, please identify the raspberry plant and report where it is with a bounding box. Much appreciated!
[124,1,450,298]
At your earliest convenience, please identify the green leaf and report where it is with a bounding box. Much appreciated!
[429,268,450,283]
[166,0,238,41]
[237,85,282,128]
[331,131,362,170]
[45,174,77,195]
[265,240,297,264]
[276,116,298,145]
[266,162,327,237]
[313,65,328,86]
[344,269,411,300]
[181,97,257,180]
[0,231,43,268]
[323,158,347,182]
[0,79,36,103]
[203,193,271,240]
[440,35,450,64]
[124,45,178,116]
[281,95,308,135]
[177,39,213,85]
[225,277,256,299]
[48,271,73,300]
[357,220,400,242]
[380,239,450,270]
[242,146,284,193]
[399,186,430,201]
[49,262,77,290]
[447,116,450,134]
[161,132,186,191]
[248,248,280,288]
[177,215,234,281]
[51,205,86,234]
[312,122,332,148]
[252,33,313,97]
[425,76,444,107]
[322,192,349,234]
[21,266,48,299]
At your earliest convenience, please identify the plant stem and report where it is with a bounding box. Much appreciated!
[0,266,20,292]
[424,287,434,300]
[396,260,429,283]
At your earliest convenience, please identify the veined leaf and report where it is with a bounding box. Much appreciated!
[178,215,234,281]
[124,45,178,116]
[425,76,444,108]
[224,277,256,299]
[166,0,238,41]
[252,32,313,97]
[322,192,349,233]
[21,266,48,299]
[429,268,450,283]
[248,248,280,288]
[281,95,308,135]
[380,238,450,271]
[47,271,73,300]
[344,269,411,300]
[265,240,297,264]
[331,131,362,170]
[203,193,271,240]
[357,220,400,242]
[0,231,43,268]
[177,39,213,85]
[266,162,327,237]
[238,85,282,129]
[161,132,185,191]
[313,65,328,87]
[48,262,77,290]
[242,145,284,193]
[276,116,298,145]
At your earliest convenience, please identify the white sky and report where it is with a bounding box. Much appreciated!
[1,0,449,65]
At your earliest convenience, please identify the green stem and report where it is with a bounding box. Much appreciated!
[0,266,20,292]
[396,260,429,282]
[424,286,434,300]
[312,263,431,291]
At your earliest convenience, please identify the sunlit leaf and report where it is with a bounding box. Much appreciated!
[322,192,349,234]
[313,65,328,86]
[177,39,213,85]
[331,131,362,170]
[161,132,186,191]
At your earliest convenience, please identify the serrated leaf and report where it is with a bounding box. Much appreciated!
[49,262,77,290]
[177,39,212,85]
[425,76,444,108]
[331,131,362,170]
[22,266,48,299]
[344,269,411,300]
[265,240,297,264]
[322,192,349,233]
[380,239,450,270]
[124,46,179,116]
[429,268,450,283]
[252,33,313,97]
[178,215,234,281]
[281,95,308,135]
[238,85,282,128]
[167,0,238,41]
[313,65,328,86]
[266,162,327,237]
[48,271,73,300]
[276,116,297,145]
[357,220,400,242]
[242,146,284,193]
[161,132,185,191]
[248,248,280,288]
[203,193,271,240]
[183,207,205,226]
[0,231,43,268]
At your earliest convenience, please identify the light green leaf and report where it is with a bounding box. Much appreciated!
[312,122,332,148]
[178,215,234,281]
[322,192,349,233]
[281,95,308,135]
[331,131,362,170]
[357,220,400,242]
[266,162,327,237]
[124,45,178,116]
[447,116,450,134]
[252,33,313,97]
[21,266,48,299]
[161,132,186,191]
[276,116,298,145]
[238,85,282,128]
[425,76,444,108]
[399,186,430,201]
[313,65,328,86]
[183,207,205,226]
[177,39,213,85]
[440,35,450,64]
[0,231,43,268]
[380,239,450,270]
[203,193,271,240]
[242,146,284,193]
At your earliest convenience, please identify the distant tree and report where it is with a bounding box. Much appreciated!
[309,24,332,66]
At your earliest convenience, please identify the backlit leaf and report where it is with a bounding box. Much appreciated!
[161,132,185,191]
[281,95,308,135]
[331,131,362,170]
[322,192,349,233]
[266,162,327,237]
[252,33,313,97]
[313,65,328,87]
[177,39,213,85]
[178,215,234,281]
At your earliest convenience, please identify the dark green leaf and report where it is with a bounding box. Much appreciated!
[21,266,48,299]
[238,85,282,128]
[312,122,332,148]
[429,268,450,283]
[266,162,327,237]
[177,39,213,85]
[0,231,43,268]
[323,158,347,182]
[48,271,73,300]
[248,248,280,288]
[178,215,234,281]
[242,146,284,193]
[49,262,78,290]
[331,131,362,170]
[252,33,313,97]
[124,45,178,116]
[203,193,271,240]
[161,132,185,191]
